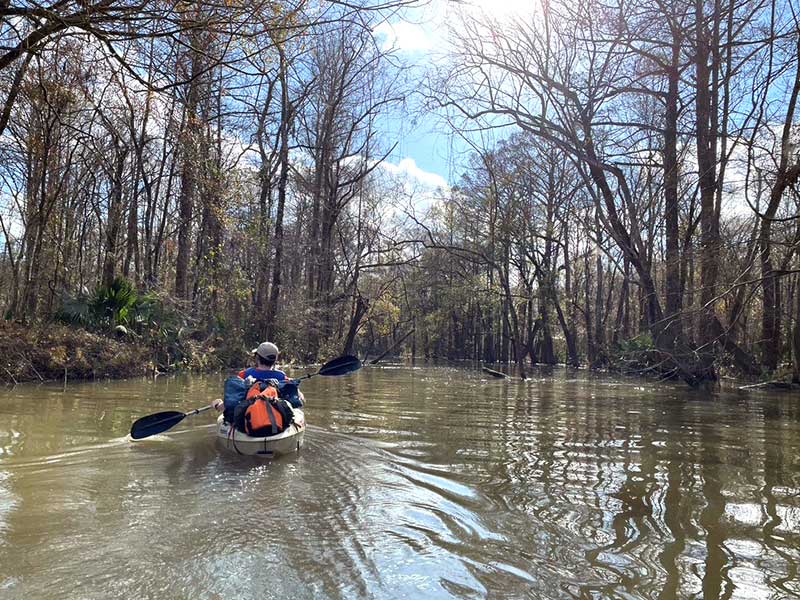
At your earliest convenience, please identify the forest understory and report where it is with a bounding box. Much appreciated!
[0,320,249,385]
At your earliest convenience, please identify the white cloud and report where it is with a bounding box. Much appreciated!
[373,21,434,53]
[374,157,449,216]
[379,157,448,190]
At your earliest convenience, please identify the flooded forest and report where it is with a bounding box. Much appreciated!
[0,0,799,387]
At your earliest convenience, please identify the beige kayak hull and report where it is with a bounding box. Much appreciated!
[216,412,305,456]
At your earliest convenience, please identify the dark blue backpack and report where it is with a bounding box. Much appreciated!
[278,380,303,408]
[223,376,249,423]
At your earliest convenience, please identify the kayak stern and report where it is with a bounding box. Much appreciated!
[216,412,305,456]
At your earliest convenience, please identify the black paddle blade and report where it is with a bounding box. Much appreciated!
[130,411,186,440]
[319,355,362,376]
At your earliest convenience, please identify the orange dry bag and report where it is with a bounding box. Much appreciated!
[244,396,285,436]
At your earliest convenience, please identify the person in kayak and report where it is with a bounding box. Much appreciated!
[239,341,287,383]
[215,341,303,416]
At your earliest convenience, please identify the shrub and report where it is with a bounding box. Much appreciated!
[91,277,138,327]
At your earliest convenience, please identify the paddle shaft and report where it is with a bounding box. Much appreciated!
[294,355,362,381]
[186,404,216,417]
[147,403,215,427]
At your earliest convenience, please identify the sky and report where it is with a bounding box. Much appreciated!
[371,0,537,193]
[371,1,464,192]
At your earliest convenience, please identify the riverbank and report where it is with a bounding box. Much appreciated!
[0,321,247,384]
[3,321,797,392]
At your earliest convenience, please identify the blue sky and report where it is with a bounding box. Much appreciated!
[372,4,460,190]
[380,108,460,189]
[372,0,533,190]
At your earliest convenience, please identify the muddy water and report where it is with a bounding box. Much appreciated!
[0,364,799,599]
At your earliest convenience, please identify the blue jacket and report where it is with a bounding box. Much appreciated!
[239,367,287,382]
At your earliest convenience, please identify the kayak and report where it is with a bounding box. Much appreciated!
[216,411,305,457]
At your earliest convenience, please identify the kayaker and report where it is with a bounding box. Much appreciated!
[215,341,303,416]
[239,341,288,383]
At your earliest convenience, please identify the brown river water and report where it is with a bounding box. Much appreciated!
[0,363,799,599]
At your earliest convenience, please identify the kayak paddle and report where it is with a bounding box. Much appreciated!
[295,354,362,381]
[130,402,219,440]
[129,355,362,440]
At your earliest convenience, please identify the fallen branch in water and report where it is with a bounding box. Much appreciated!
[3,366,18,385]
[17,351,43,381]
[481,366,528,381]
[482,366,508,378]
[739,380,797,390]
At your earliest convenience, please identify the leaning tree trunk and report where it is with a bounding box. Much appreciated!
[343,295,368,356]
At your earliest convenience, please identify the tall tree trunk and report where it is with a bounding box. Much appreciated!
[252,74,278,321]
[174,30,203,301]
[103,142,128,289]
[563,224,579,365]
[695,0,721,380]
[123,182,139,280]
[759,35,800,370]
[663,35,683,344]
[499,236,525,377]
[793,274,800,384]
[595,252,605,365]
[265,47,291,340]
[195,79,224,317]
[500,276,527,378]
[612,272,629,346]
[585,246,596,366]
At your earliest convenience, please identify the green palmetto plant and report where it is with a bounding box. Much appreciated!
[55,279,195,366]
[90,277,138,328]
[57,294,92,326]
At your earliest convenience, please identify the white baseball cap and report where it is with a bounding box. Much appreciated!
[252,341,279,361]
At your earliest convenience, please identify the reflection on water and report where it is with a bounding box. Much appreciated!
[1,365,799,598]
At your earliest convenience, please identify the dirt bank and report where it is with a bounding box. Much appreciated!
[0,322,248,384]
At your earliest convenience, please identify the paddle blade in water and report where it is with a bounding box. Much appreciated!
[130,411,186,440]
[319,355,362,377]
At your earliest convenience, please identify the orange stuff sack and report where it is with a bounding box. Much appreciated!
[244,397,285,436]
